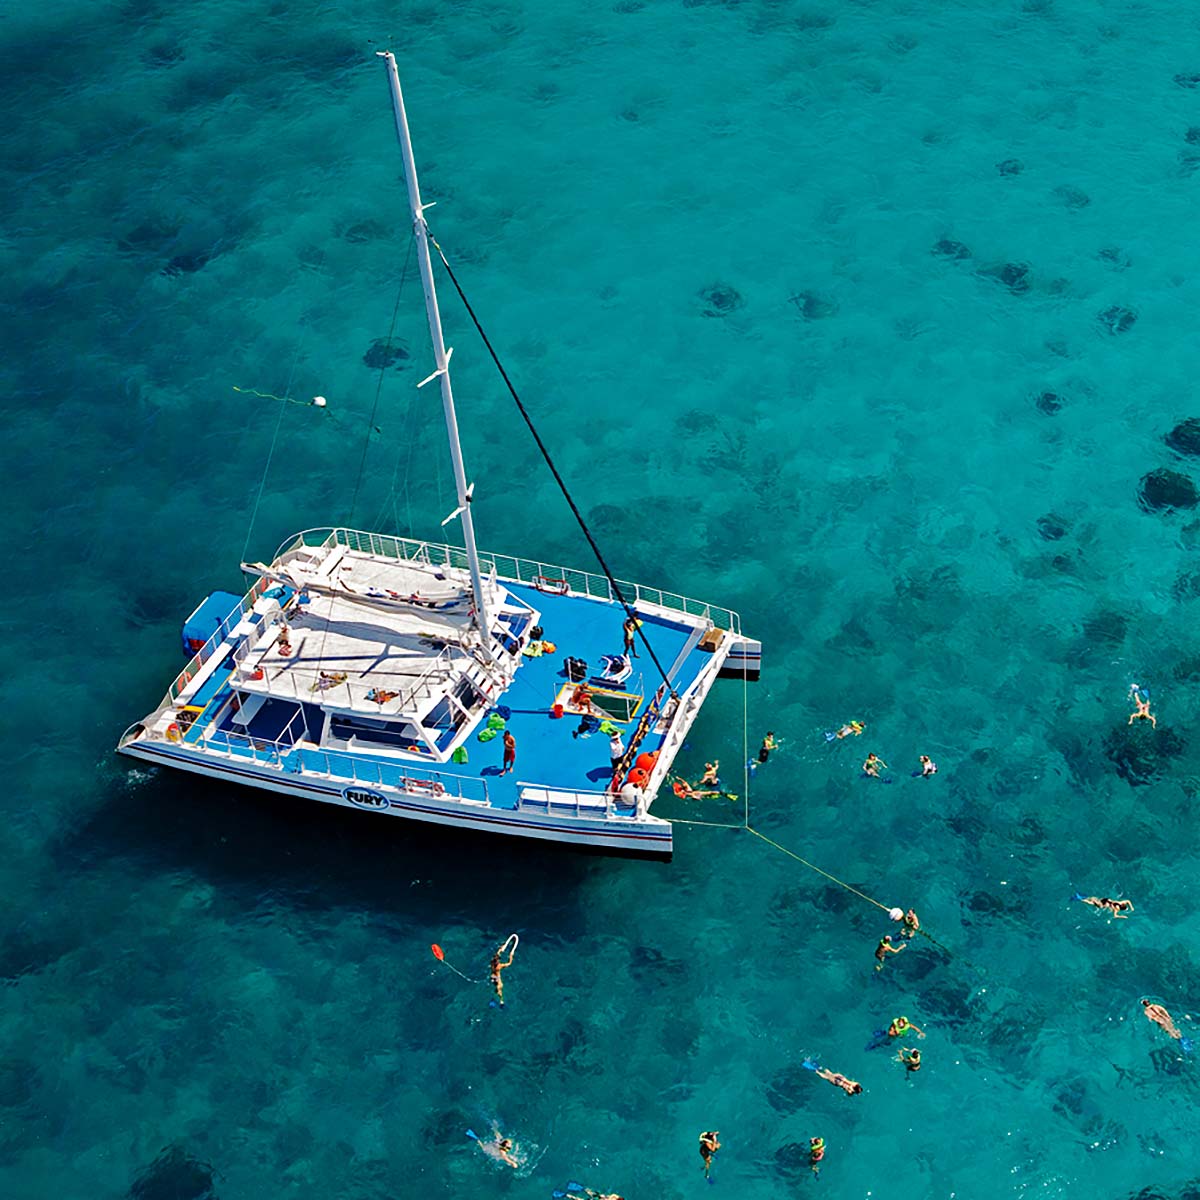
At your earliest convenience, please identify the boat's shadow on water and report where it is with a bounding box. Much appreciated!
[64,761,597,931]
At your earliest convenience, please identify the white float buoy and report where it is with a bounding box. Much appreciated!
[889,907,904,921]
[312,395,327,407]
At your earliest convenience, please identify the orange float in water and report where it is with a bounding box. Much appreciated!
[431,944,445,961]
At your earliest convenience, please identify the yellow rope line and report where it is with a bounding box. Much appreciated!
[670,814,745,829]
[744,826,891,912]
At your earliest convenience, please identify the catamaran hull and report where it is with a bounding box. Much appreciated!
[119,738,674,859]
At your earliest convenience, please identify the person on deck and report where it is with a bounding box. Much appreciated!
[623,615,640,658]
[609,730,625,771]
[501,730,516,776]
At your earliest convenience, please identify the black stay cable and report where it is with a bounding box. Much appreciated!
[429,232,676,697]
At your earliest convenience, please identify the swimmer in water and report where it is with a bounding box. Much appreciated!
[875,935,905,971]
[918,755,937,776]
[897,1046,922,1073]
[564,1189,624,1200]
[700,760,721,787]
[672,778,721,800]
[862,753,887,778]
[814,1067,863,1095]
[1128,685,1156,728]
[887,1015,926,1039]
[474,1131,519,1168]
[490,939,516,1007]
[900,908,920,939]
[809,1136,825,1175]
[1141,999,1183,1040]
[832,720,865,739]
[1077,895,1134,919]
[698,1131,720,1179]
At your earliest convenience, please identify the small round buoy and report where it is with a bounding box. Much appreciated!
[312,395,327,407]
[889,907,904,921]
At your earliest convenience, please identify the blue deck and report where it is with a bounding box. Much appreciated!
[200,586,715,809]
[438,584,709,806]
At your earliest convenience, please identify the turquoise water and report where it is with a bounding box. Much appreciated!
[4,0,1200,1195]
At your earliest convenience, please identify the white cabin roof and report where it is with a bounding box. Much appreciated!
[233,547,532,719]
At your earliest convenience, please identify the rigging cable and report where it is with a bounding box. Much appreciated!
[424,235,974,971]
[352,236,416,525]
[241,315,315,562]
[428,231,676,696]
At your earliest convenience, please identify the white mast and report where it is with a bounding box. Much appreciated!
[378,52,493,648]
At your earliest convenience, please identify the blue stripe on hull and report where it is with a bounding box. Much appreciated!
[120,741,673,856]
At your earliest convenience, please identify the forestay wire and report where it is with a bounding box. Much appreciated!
[428,231,676,697]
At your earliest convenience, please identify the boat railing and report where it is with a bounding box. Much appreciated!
[162,576,269,708]
[642,648,728,798]
[185,717,489,803]
[515,784,636,820]
[275,528,742,635]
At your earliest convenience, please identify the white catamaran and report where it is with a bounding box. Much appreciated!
[118,53,760,858]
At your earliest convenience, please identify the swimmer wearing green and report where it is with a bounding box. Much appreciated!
[875,935,905,971]
[897,1046,922,1073]
[887,1015,926,1039]
[809,1137,825,1174]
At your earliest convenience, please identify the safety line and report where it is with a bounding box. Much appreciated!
[428,232,676,696]
[669,814,746,829]
[744,826,891,912]
[741,655,750,829]
[352,236,415,525]
[669,797,980,971]
[240,252,323,561]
